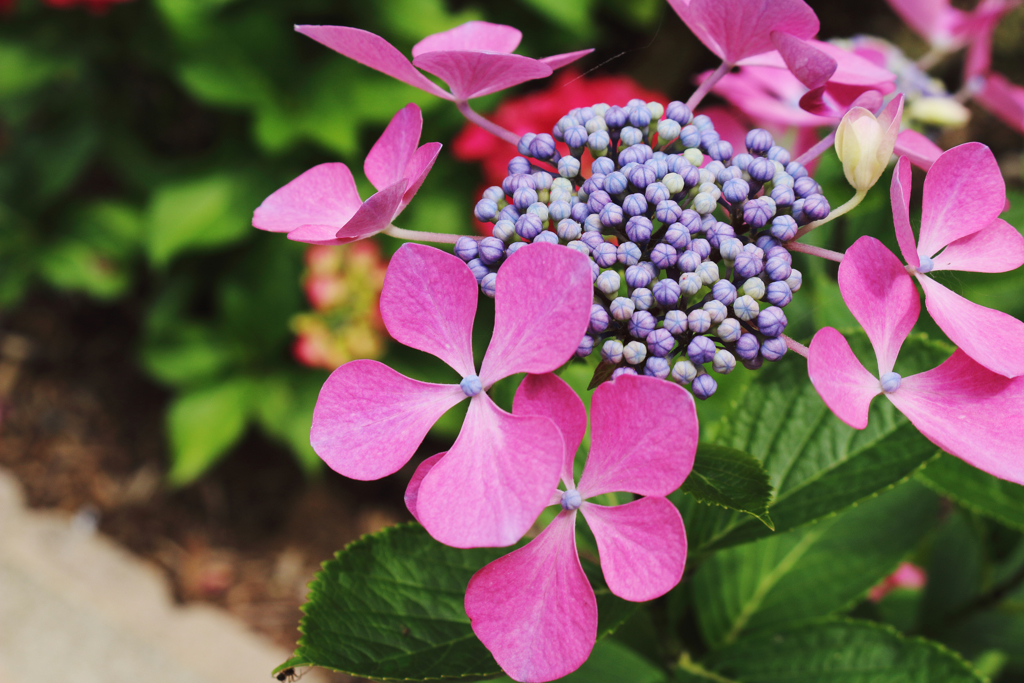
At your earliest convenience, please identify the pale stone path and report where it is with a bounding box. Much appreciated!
[0,467,326,683]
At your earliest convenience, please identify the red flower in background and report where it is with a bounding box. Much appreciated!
[1,0,132,14]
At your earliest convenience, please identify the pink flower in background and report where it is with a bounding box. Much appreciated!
[868,562,928,602]
[464,373,697,683]
[884,0,1017,57]
[974,73,1024,134]
[890,145,1024,377]
[295,21,592,104]
[808,236,1024,486]
[312,242,593,548]
[253,103,440,245]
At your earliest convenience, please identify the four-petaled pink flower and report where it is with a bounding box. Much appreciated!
[463,373,697,683]
[311,242,593,548]
[808,236,1024,485]
[252,103,440,245]
[891,143,1024,378]
[294,21,592,105]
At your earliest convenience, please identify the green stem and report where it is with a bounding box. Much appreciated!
[793,188,867,240]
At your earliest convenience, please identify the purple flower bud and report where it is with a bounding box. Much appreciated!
[735,333,760,360]
[604,106,627,129]
[622,193,648,217]
[717,318,742,343]
[705,162,727,181]
[672,360,698,385]
[589,303,611,334]
[517,133,536,156]
[600,202,624,228]
[618,146,645,166]
[881,371,902,393]
[678,249,702,273]
[555,218,581,242]
[627,164,656,191]
[454,236,479,262]
[653,278,681,306]
[770,215,798,242]
[583,214,603,233]
[722,178,750,204]
[666,100,693,124]
[664,310,688,336]
[631,105,654,128]
[791,198,807,225]
[706,223,736,249]
[644,356,671,379]
[570,202,590,225]
[757,306,788,337]
[678,125,701,148]
[476,236,504,265]
[474,198,499,222]
[687,238,712,260]
[605,171,629,196]
[656,200,684,225]
[678,209,703,235]
[651,243,678,270]
[512,186,538,211]
[767,145,790,165]
[480,272,497,298]
[688,309,712,334]
[732,153,753,171]
[665,223,692,250]
[793,176,820,199]
[786,269,803,292]
[592,156,616,175]
[647,328,675,357]
[582,174,606,196]
[786,161,808,178]
[646,182,671,205]
[770,185,795,207]
[761,336,787,361]
[712,280,738,306]
[587,190,613,215]
[460,374,483,396]
[765,281,793,307]
[493,219,516,243]
[507,241,527,257]
[733,295,759,321]
[766,245,791,263]
[548,200,571,224]
[576,335,595,358]
[700,130,721,149]
[581,231,604,250]
[612,367,639,379]
[745,128,774,154]
[687,336,716,365]
[734,251,763,279]
[610,296,635,321]
[533,172,553,190]
[620,127,645,148]
[629,310,657,339]
[631,287,653,310]
[533,231,559,245]
[558,156,581,178]
[617,241,642,266]
[508,157,531,176]
[707,139,734,161]
[719,237,744,261]
[466,258,489,283]
[704,300,728,324]
[625,264,653,288]
[764,257,792,282]
[803,194,830,221]
[564,125,589,150]
[743,198,774,228]
[625,216,653,243]
[623,340,647,365]
[530,133,558,160]
[602,339,624,363]
[747,157,776,182]
[515,214,544,241]
[755,235,779,252]
[592,242,618,268]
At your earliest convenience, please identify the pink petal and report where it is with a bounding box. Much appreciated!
[739,41,895,89]
[838,236,921,375]
[576,374,697,499]
[807,327,882,429]
[890,156,920,268]
[932,218,1024,273]
[918,275,1024,378]
[976,73,1024,134]
[465,511,596,683]
[770,32,836,90]
[295,25,453,100]
[412,51,552,101]
[411,21,522,58]
[884,0,956,44]
[286,225,357,246]
[479,244,593,385]
[514,373,587,487]
[919,142,1005,258]
[581,497,687,603]
[380,243,478,377]
[310,360,464,480]
[253,162,361,235]
[334,179,407,241]
[404,452,445,523]
[539,49,595,70]
[401,142,442,209]
[712,69,833,127]
[877,93,904,141]
[894,129,942,171]
[666,0,819,65]
[888,350,1024,485]
[416,393,564,548]
[364,103,422,192]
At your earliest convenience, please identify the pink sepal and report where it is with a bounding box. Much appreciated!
[465,511,596,683]
[252,162,361,236]
[539,49,595,70]
[405,452,445,523]
[380,244,478,378]
[577,375,697,499]
[413,51,552,102]
[894,129,942,171]
[411,21,522,57]
[918,275,1024,378]
[514,373,587,487]
[333,180,407,242]
[581,497,687,603]
[807,327,882,430]
[976,73,1024,134]
[838,237,920,376]
[932,219,1024,274]
[416,393,563,548]
[401,142,442,209]
[890,156,919,268]
[364,103,422,192]
[310,360,464,480]
[770,32,836,90]
[889,350,1024,485]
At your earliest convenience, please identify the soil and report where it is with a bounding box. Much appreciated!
[0,292,419,682]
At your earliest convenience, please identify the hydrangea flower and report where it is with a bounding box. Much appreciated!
[312,242,593,548]
[253,103,440,245]
[890,144,1024,377]
[295,21,592,104]
[808,236,1024,485]
[464,373,697,682]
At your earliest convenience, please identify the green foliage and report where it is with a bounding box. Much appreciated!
[917,454,1024,533]
[679,445,774,530]
[167,377,255,485]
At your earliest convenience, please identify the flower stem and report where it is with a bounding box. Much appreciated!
[793,129,837,167]
[782,334,810,358]
[793,188,867,239]
[686,61,732,111]
[785,241,846,263]
[456,100,521,147]
[915,46,948,71]
[382,224,478,245]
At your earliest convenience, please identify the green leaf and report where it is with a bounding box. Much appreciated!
[38,240,131,300]
[141,323,234,388]
[288,523,633,681]
[688,618,986,683]
[693,481,939,648]
[0,41,71,97]
[519,0,596,35]
[252,371,324,476]
[167,378,253,485]
[916,453,1024,532]
[679,445,773,529]
[681,333,947,550]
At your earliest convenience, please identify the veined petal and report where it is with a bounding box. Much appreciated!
[577,374,697,499]
[919,142,1005,258]
[310,360,464,480]
[889,350,1024,485]
[919,275,1024,378]
[295,25,453,100]
[839,237,920,375]
[894,129,942,171]
[253,162,361,235]
[581,497,687,602]
[539,49,595,70]
[400,142,443,210]
[334,180,407,241]
[890,156,920,268]
[404,452,445,523]
[808,327,882,429]
[479,244,592,385]
[770,32,836,90]
[514,373,587,487]
[416,394,563,548]
[465,511,596,683]
[380,243,478,378]
[411,21,522,57]
[412,51,552,101]
[932,218,1024,273]
[364,103,422,192]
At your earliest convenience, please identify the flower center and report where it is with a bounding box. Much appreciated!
[916,255,934,274]
[560,489,582,511]
[460,375,483,397]
[880,371,902,393]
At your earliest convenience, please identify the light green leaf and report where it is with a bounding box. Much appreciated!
[167,378,253,485]
[916,453,1024,532]
[679,445,773,529]
[693,481,939,648]
[252,372,324,476]
[0,42,71,97]
[520,0,596,35]
[178,59,273,109]
[377,0,481,42]
[38,240,131,300]
[141,323,234,388]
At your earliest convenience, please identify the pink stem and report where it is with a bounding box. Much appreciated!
[793,129,837,167]
[782,334,809,358]
[382,225,480,245]
[456,100,521,147]
[786,241,845,262]
[685,61,732,111]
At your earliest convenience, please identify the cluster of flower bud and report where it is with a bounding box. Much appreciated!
[456,99,830,399]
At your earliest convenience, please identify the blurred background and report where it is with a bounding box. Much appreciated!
[0,0,1022,678]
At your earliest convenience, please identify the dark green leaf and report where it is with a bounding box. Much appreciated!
[679,445,773,529]
[917,453,1024,532]
[588,361,618,390]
